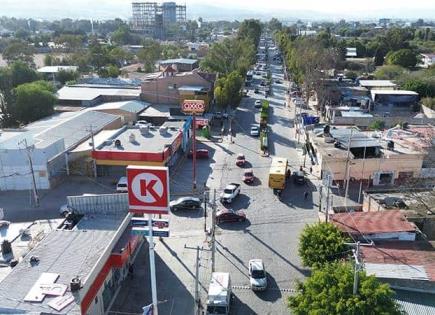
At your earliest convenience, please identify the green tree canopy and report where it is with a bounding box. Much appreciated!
[385,49,418,68]
[2,40,35,65]
[268,18,282,33]
[374,65,407,80]
[288,262,404,315]
[56,70,79,85]
[11,80,56,124]
[214,71,243,110]
[111,25,132,45]
[298,222,349,268]
[368,119,386,131]
[401,77,435,98]
[137,40,162,73]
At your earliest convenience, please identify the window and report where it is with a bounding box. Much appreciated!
[379,172,394,185]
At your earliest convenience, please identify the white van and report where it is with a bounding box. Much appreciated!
[116,177,128,193]
[206,272,232,315]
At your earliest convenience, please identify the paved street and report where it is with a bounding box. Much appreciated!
[110,47,319,315]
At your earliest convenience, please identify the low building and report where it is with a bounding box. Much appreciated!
[37,66,78,74]
[141,67,215,108]
[57,85,141,107]
[359,80,397,91]
[138,104,186,126]
[0,111,122,190]
[310,126,426,185]
[371,89,419,111]
[158,58,199,72]
[331,210,417,241]
[86,100,149,124]
[420,53,435,68]
[0,194,141,315]
[346,47,357,58]
[91,121,190,176]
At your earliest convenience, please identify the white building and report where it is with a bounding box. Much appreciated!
[0,111,121,191]
[420,53,435,68]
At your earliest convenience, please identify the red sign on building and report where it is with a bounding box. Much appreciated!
[127,166,170,214]
[182,100,205,114]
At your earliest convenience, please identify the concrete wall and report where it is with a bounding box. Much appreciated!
[321,153,425,184]
[141,72,212,105]
[422,105,435,118]
[330,115,435,128]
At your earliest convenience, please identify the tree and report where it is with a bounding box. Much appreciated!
[401,78,435,98]
[298,222,349,268]
[57,70,79,85]
[111,25,131,45]
[268,18,282,33]
[288,262,404,315]
[368,119,386,131]
[137,40,162,73]
[2,40,35,65]
[9,61,39,87]
[374,65,407,80]
[11,81,56,124]
[238,19,262,47]
[385,49,418,68]
[98,65,120,78]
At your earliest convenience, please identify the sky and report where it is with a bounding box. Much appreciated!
[1,0,435,20]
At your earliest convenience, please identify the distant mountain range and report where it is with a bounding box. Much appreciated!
[0,1,434,21]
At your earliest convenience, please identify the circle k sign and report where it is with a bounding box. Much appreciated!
[127,166,170,214]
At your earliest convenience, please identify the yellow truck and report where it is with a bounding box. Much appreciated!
[268,157,289,194]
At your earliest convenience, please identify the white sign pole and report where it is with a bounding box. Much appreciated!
[148,214,158,315]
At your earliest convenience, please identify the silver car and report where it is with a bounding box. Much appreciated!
[248,259,267,291]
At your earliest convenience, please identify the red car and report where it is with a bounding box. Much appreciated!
[216,208,246,224]
[188,149,209,159]
[236,153,246,167]
[243,169,254,184]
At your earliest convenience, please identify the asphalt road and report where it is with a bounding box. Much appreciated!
[110,45,319,315]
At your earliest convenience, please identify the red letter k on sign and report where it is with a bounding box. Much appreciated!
[140,179,160,201]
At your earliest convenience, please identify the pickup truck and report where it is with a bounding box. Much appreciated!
[220,183,241,204]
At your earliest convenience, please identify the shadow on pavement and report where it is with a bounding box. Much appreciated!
[217,219,251,231]
[109,240,195,315]
[230,292,257,315]
[170,207,204,218]
[254,273,282,302]
[244,230,311,277]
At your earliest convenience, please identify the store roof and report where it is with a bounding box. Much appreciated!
[371,89,419,96]
[0,214,126,314]
[37,66,78,73]
[57,86,141,101]
[359,80,397,87]
[159,58,198,65]
[90,100,149,114]
[331,210,416,235]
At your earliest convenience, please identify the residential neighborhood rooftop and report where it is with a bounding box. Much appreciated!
[359,80,397,88]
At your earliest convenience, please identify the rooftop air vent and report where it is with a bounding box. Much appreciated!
[70,277,81,292]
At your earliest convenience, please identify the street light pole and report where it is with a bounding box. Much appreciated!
[211,189,216,272]
[148,214,158,315]
[192,114,197,191]
[352,241,361,295]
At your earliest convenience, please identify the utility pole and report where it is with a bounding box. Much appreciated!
[352,241,361,295]
[203,189,208,232]
[192,114,197,190]
[19,139,39,207]
[87,125,97,178]
[318,186,323,213]
[194,245,200,315]
[344,128,354,201]
[211,189,216,272]
[325,175,331,223]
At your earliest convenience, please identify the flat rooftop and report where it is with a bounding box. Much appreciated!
[159,58,198,65]
[37,66,78,73]
[0,214,126,314]
[57,86,141,101]
[359,80,397,88]
[96,126,180,153]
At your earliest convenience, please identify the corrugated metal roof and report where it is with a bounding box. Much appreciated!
[359,80,397,87]
[0,214,125,313]
[365,263,429,281]
[394,289,435,315]
[90,100,149,113]
[159,58,198,65]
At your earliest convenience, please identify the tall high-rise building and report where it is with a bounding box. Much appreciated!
[131,2,187,39]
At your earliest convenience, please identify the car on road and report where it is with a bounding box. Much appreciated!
[216,208,246,224]
[250,125,259,136]
[254,87,259,94]
[243,89,249,97]
[136,120,148,126]
[248,259,267,291]
[254,100,262,108]
[116,177,128,193]
[236,153,246,167]
[214,112,223,119]
[188,149,209,159]
[222,112,229,119]
[220,183,241,203]
[275,79,282,84]
[170,197,201,211]
[260,80,266,86]
[243,169,255,184]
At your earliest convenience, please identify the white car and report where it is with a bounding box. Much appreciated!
[116,176,128,193]
[254,100,262,107]
[250,126,259,136]
[136,120,148,126]
[248,259,267,291]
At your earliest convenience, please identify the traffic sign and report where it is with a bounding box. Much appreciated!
[182,100,205,114]
[127,166,170,214]
[131,217,169,229]
[131,227,170,238]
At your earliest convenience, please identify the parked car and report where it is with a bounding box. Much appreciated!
[254,100,262,108]
[222,112,229,119]
[170,197,201,211]
[254,87,259,94]
[250,125,259,136]
[188,149,209,159]
[243,89,249,97]
[260,81,266,86]
[248,259,267,291]
[236,153,246,167]
[275,79,282,84]
[116,176,128,193]
[136,120,148,126]
[220,183,241,203]
[214,112,223,119]
[243,169,254,184]
[216,208,246,224]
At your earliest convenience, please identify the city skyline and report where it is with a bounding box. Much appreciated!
[0,0,434,20]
